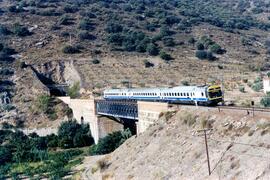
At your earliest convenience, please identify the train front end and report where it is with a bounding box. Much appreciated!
[207,85,223,105]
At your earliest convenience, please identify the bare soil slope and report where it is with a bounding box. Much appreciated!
[84,108,270,179]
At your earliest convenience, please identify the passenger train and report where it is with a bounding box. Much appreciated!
[104,85,223,105]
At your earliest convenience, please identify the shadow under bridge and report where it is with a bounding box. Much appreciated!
[96,100,138,120]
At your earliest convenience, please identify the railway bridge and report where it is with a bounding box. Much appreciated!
[57,97,169,144]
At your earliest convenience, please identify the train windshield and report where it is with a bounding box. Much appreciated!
[208,91,222,98]
[207,85,222,99]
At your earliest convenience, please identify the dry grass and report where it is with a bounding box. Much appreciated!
[180,111,197,127]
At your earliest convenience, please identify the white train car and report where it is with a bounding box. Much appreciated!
[104,85,223,105]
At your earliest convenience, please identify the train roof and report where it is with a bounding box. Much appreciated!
[104,85,209,93]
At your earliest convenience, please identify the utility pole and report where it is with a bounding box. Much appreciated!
[197,128,213,176]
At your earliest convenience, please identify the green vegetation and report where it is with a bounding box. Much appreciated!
[0,120,94,179]
[143,59,154,68]
[239,86,245,93]
[67,82,80,98]
[13,23,31,37]
[62,44,81,54]
[251,77,263,92]
[261,92,270,107]
[89,128,132,155]
[92,59,100,64]
[58,120,94,148]
[159,51,173,61]
[0,119,132,179]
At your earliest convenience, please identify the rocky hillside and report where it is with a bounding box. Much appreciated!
[82,108,270,179]
[1,0,270,125]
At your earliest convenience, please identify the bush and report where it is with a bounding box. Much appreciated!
[252,82,263,92]
[36,94,50,113]
[58,120,94,148]
[146,43,159,56]
[181,80,190,86]
[62,45,80,54]
[13,24,31,37]
[143,59,154,68]
[89,129,131,155]
[159,51,172,61]
[239,86,245,93]
[78,19,94,30]
[196,50,207,59]
[162,37,175,47]
[210,43,223,54]
[188,37,196,44]
[196,42,204,50]
[206,51,215,61]
[58,15,72,25]
[105,22,123,33]
[0,25,11,35]
[67,82,80,98]
[78,31,96,41]
[63,4,78,13]
[261,95,270,107]
[92,59,100,64]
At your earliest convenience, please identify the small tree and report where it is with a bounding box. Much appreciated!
[196,43,204,50]
[159,51,172,61]
[195,50,207,59]
[210,43,223,54]
[13,23,31,37]
[92,59,100,64]
[62,45,80,54]
[261,93,270,107]
[146,43,159,56]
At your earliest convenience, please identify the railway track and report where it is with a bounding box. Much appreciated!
[170,103,270,113]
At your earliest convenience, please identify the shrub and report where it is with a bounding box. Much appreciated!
[8,5,24,13]
[195,50,207,59]
[252,82,263,92]
[92,59,100,64]
[105,22,123,33]
[78,19,94,30]
[239,86,245,93]
[13,24,31,37]
[162,37,175,47]
[210,43,223,54]
[196,42,204,50]
[62,45,80,54]
[58,120,94,148]
[64,4,78,13]
[37,9,61,16]
[188,37,196,44]
[59,15,72,25]
[0,25,11,35]
[159,51,172,61]
[78,31,96,41]
[181,80,190,86]
[67,82,80,98]
[143,59,154,68]
[146,43,159,56]
[206,51,215,61]
[2,122,13,129]
[261,95,270,107]
[89,129,131,155]
[36,94,50,113]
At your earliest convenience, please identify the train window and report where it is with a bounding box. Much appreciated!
[180,93,182,96]
[184,93,186,96]
[187,93,189,96]
[201,92,204,96]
